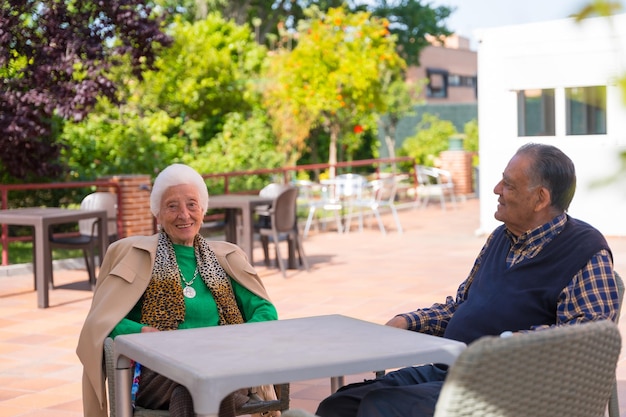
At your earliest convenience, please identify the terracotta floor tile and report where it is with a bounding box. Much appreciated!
[1,198,625,416]
[0,405,31,417]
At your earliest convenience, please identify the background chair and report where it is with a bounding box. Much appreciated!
[433,320,621,417]
[414,165,456,210]
[302,191,343,239]
[104,337,290,417]
[344,177,403,234]
[49,192,118,287]
[257,186,309,277]
[254,183,288,229]
[303,173,367,238]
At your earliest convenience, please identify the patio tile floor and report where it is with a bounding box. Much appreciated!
[1,197,625,416]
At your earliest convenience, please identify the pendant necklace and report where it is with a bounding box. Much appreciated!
[179,267,199,299]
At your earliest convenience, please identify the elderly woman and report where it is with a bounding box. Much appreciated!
[77,163,278,417]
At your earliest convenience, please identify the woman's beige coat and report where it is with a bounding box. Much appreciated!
[76,234,273,417]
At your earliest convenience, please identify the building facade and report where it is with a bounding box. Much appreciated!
[382,35,478,158]
[406,34,477,104]
[476,14,626,236]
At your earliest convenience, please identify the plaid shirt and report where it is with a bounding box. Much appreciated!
[400,213,618,336]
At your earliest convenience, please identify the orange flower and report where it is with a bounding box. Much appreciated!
[353,125,364,134]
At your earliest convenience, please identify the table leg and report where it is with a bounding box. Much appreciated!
[224,210,238,244]
[115,355,133,417]
[241,206,254,263]
[34,220,50,308]
[330,376,345,393]
[287,236,297,269]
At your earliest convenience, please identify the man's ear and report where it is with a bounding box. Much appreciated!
[535,186,552,212]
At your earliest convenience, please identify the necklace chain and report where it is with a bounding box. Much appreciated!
[179,267,199,286]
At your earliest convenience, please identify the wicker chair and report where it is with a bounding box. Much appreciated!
[104,337,290,416]
[608,271,624,417]
[433,320,621,417]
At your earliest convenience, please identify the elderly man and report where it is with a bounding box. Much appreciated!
[316,143,619,417]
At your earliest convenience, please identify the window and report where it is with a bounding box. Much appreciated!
[517,89,555,136]
[426,68,448,98]
[448,74,477,88]
[565,86,606,135]
[448,74,461,86]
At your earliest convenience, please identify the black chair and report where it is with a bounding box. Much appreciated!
[49,192,118,287]
[257,186,309,277]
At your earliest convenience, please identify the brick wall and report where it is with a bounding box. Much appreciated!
[98,174,153,238]
[440,150,474,195]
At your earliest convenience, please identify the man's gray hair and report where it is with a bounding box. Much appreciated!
[516,143,576,212]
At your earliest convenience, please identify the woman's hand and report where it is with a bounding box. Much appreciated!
[141,326,160,333]
[385,316,409,329]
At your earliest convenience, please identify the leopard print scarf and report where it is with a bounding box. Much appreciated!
[141,232,245,331]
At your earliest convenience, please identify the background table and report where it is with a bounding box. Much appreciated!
[207,194,273,264]
[114,314,466,417]
[0,207,108,308]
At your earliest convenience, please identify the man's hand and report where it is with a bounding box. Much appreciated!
[385,316,409,329]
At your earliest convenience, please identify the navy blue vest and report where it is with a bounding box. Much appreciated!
[443,217,611,344]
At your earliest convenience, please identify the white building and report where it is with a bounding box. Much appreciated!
[476,13,626,237]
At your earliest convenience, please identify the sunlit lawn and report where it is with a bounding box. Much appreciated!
[2,241,83,265]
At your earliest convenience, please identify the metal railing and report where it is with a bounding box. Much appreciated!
[0,157,415,266]
[200,157,415,193]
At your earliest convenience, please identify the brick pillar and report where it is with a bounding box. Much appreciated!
[439,150,473,196]
[98,174,153,238]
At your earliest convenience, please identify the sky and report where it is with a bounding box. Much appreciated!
[428,0,626,49]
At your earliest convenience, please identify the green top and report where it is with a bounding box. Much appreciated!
[110,244,277,337]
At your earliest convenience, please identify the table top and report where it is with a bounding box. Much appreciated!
[0,207,107,224]
[208,194,273,208]
[114,314,466,415]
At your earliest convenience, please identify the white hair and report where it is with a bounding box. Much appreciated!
[150,164,209,217]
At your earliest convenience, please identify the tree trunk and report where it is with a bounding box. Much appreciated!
[384,122,398,173]
[328,123,340,179]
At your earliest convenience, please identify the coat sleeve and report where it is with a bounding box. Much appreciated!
[76,235,157,416]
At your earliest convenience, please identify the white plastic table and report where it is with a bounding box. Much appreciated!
[114,314,466,417]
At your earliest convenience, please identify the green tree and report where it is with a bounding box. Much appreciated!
[401,113,457,166]
[137,14,268,147]
[0,0,171,180]
[378,75,424,169]
[190,109,286,193]
[60,97,185,180]
[190,1,452,66]
[463,119,479,153]
[61,13,283,182]
[370,0,453,65]
[463,118,479,167]
[264,6,405,176]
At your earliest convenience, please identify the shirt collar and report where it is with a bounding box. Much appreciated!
[505,212,567,250]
